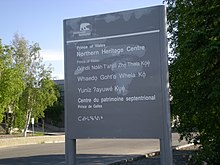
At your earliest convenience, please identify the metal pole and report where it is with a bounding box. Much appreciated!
[66,138,77,165]
[159,5,173,165]
[42,119,45,133]
[32,123,34,136]
[160,137,172,165]
[31,118,34,136]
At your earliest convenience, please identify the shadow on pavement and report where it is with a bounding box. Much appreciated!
[0,154,140,165]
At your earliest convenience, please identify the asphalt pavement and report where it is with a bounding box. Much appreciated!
[0,133,189,165]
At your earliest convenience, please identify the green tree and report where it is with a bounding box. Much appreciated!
[44,84,63,127]
[12,35,58,137]
[0,39,25,133]
[166,0,220,163]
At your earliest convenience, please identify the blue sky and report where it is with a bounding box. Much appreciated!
[0,0,164,79]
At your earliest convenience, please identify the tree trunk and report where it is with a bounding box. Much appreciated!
[5,113,10,134]
[5,105,14,134]
[23,110,31,137]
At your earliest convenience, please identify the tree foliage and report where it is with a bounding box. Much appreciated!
[44,84,63,127]
[0,39,25,133]
[166,0,220,163]
[11,34,58,136]
[0,35,58,136]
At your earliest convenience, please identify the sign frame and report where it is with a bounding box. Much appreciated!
[64,5,172,165]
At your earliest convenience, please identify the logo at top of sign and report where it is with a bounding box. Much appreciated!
[73,23,92,37]
[80,23,91,31]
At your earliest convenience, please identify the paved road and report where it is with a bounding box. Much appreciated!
[0,133,186,165]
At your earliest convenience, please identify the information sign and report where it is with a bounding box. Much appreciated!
[64,5,169,139]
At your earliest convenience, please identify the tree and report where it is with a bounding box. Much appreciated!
[44,84,63,127]
[12,35,58,136]
[165,0,220,163]
[0,39,25,134]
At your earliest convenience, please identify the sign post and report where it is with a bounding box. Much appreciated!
[31,117,34,136]
[64,5,172,164]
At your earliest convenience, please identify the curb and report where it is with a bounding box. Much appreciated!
[175,143,194,150]
[0,135,65,148]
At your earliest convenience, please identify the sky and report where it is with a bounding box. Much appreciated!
[0,0,164,79]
